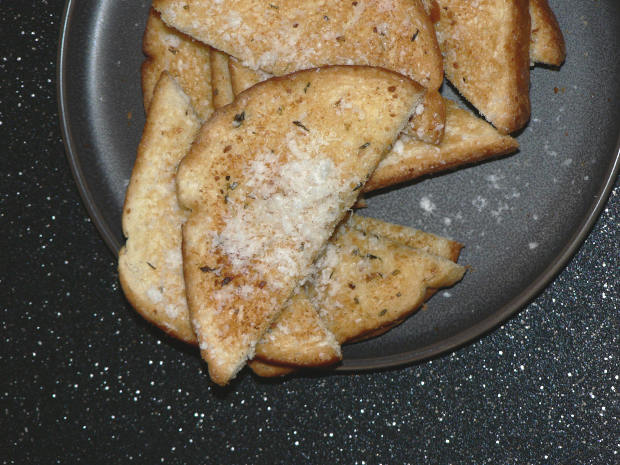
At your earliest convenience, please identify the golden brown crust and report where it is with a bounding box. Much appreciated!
[228,57,271,95]
[428,0,531,133]
[248,360,297,377]
[365,99,519,191]
[210,49,235,109]
[119,72,201,345]
[141,8,214,121]
[405,90,446,145]
[153,0,443,89]
[530,0,566,66]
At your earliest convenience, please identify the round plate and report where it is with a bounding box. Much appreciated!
[59,0,620,370]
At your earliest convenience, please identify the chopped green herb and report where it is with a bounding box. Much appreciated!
[221,276,233,286]
[146,262,156,270]
[359,142,370,149]
[233,111,245,127]
[258,281,267,288]
[353,297,360,304]
[228,181,239,190]
[379,309,388,316]
[396,292,402,297]
[292,120,309,132]
[411,29,419,41]
[304,82,311,93]
[366,254,380,260]
[348,283,356,289]
[200,265,216,273]
[391,269,401,276]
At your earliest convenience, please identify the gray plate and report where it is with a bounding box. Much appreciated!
[58,0,620,370]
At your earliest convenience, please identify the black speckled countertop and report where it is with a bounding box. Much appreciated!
[2,1,618,464]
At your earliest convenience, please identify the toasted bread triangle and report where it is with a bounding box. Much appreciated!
[422,0,531,133]
[142,9,214,121]
[153,0,443,89]
[176,66,424,384]
[119,73,201,344]
[530,0,566,66]
[365,99,518,191]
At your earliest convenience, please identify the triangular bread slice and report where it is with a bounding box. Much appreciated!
[210,49,234,109]
[365,99,519,191]
[142,9,214,121]
[176,66,425,385]
[311,225,464,344]
[421,0,531,133]
[229,57,446,145]
[153,0,443,90]
[121,71,341,366]
[529,0,566,66]
[119,72,202,344]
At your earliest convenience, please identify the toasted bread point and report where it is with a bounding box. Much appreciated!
[229,57,272,96]
[153,0,443,89]
[177,67,424,385]
[348,214,462,262]
[530,0,566,66]
[210,49,235,109]
[142,9,214,121]
[405,90,446,145]
[365,99,518,191]
[422,0,531,133]
[119,73,201,344]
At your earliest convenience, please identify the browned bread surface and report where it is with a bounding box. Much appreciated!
[530,0,566,66]
[405,89,446,145]
[153,0,443,89]
[365,99,518,191]
[142,9,214,121]
[119,73,201,344]
[210,49,235,109]
[176,66,424,384]
[311,226,465,344]
[422,0,531,133]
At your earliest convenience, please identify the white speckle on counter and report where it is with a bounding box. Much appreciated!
[528,242,539,250]
[419,196,436,214]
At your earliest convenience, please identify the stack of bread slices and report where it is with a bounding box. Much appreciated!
[119,0,564,385]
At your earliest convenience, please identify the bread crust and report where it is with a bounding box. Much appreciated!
[365,99,518,191]
[210,49,235,109]
[142,9,214,121]
[530,0,566,66]
[428,0,531,133]
[153,0,443,89]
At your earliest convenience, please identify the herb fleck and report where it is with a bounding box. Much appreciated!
[146,262,156,270]
[269,3,279,8]
[353,297,360,304]
[359,142,370,149]
[379,308,388,316]
[366,254,380,260]
[233,111,245,127]
[411,29,419,41]
[258,280,267,288]
[200,265,216,273]
[304,82,311,93]
[221,276,233,286]
[228,181,239,190]
[293,120,309,132]
[391,269,401,276]
[348,283,356,289]
[352,182,364,191]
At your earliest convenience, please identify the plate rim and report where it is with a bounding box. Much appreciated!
[57,0,620,371]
